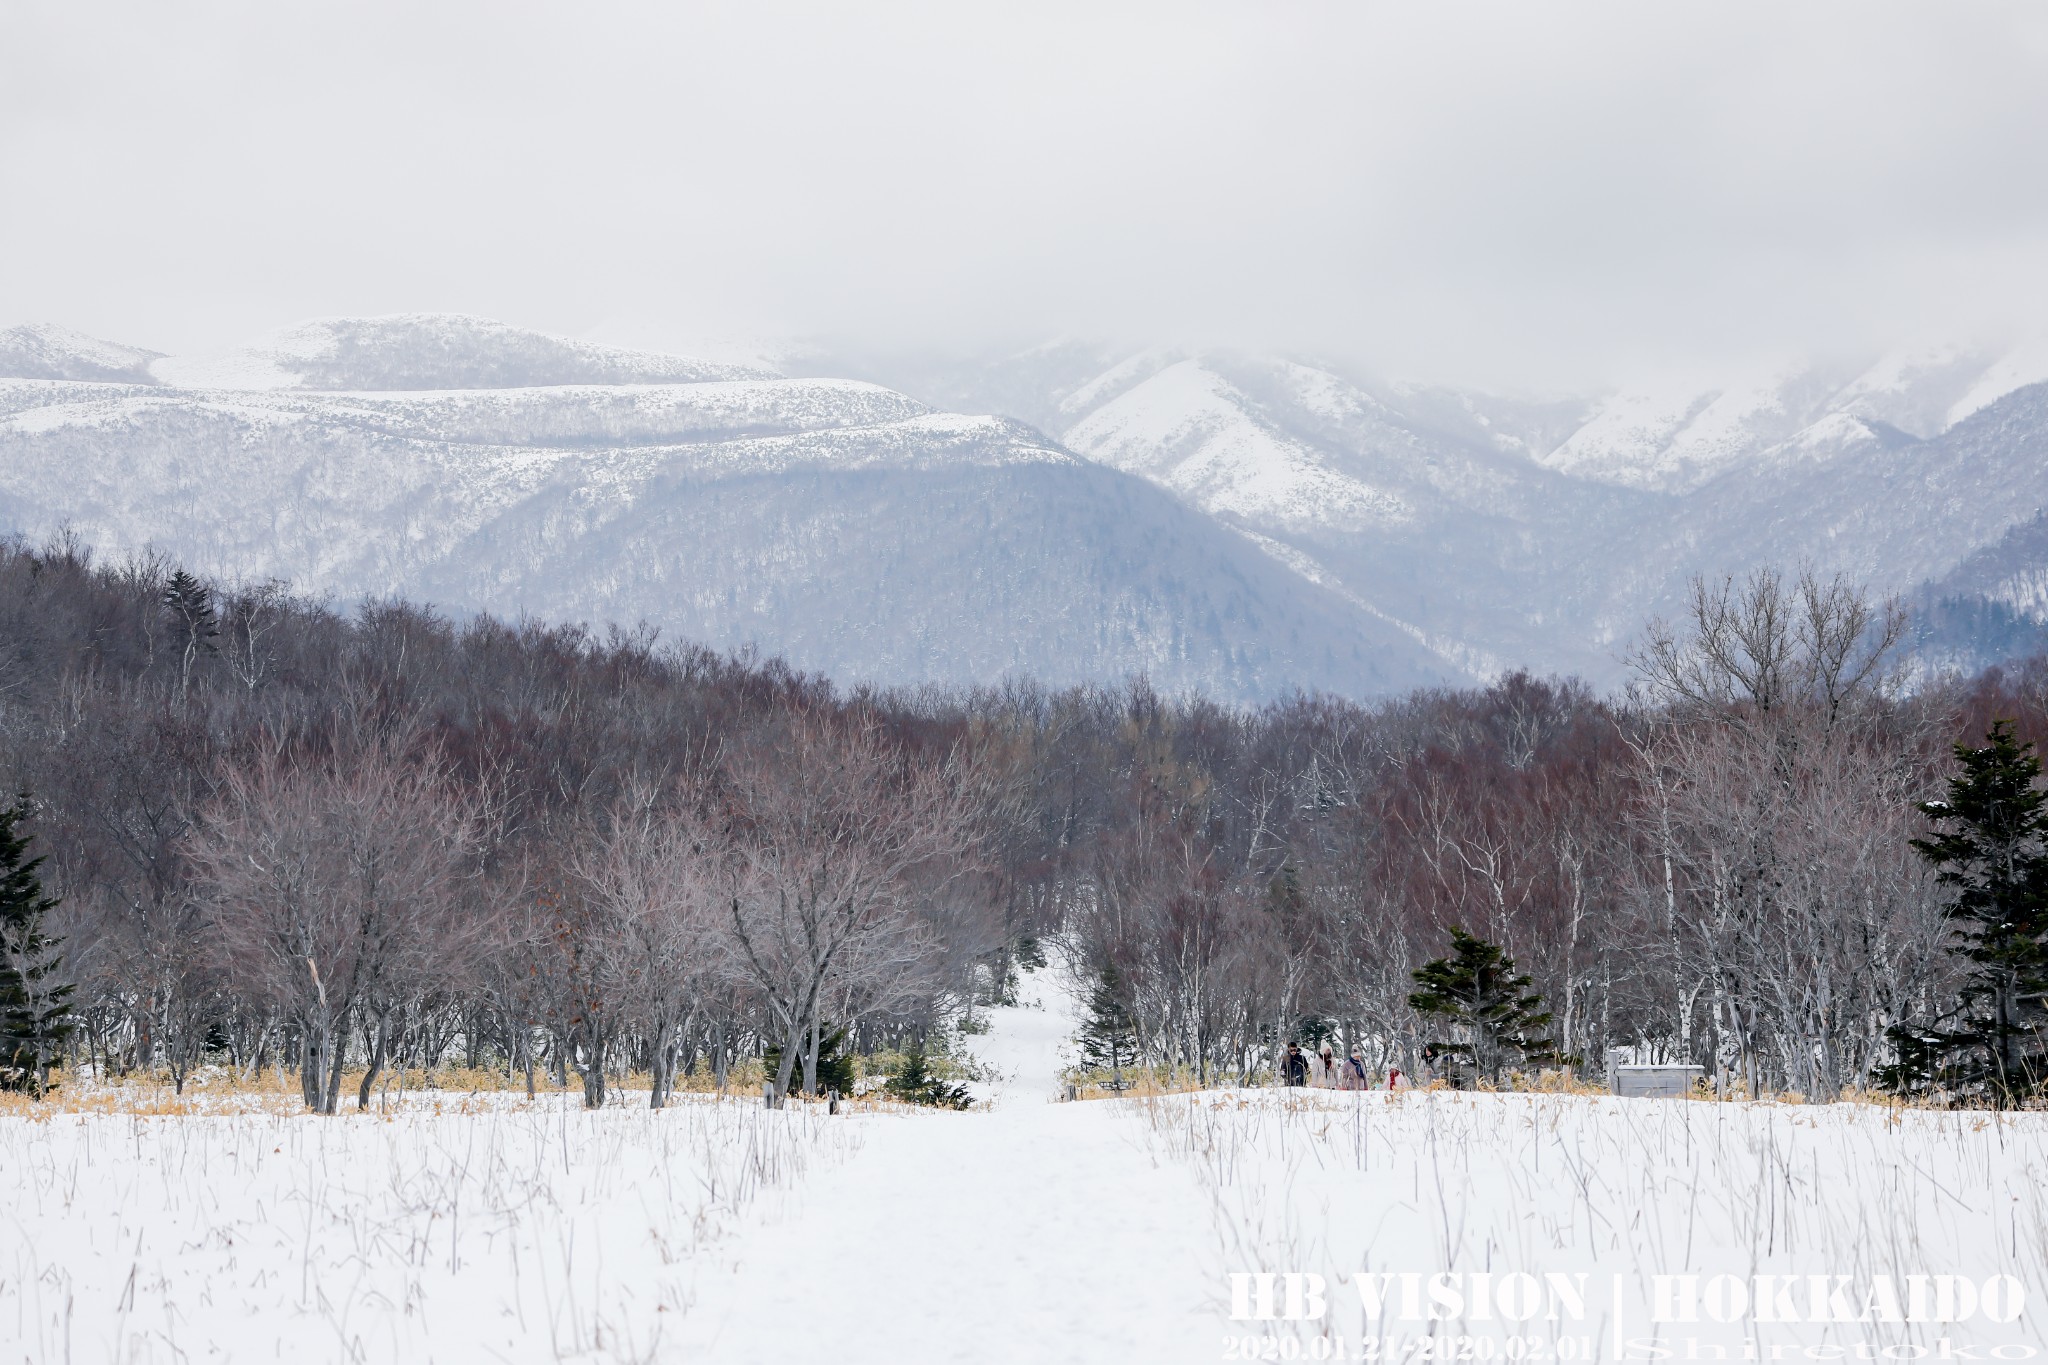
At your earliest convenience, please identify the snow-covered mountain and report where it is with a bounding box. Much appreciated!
[0,316,1450,703]
[1523,349,2048,493]
[0,323,163,385]
[148,315,774,391]
[823,338,2048,684]
[5,314,2045,698]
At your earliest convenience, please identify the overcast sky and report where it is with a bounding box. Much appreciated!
[6,2,2048,389]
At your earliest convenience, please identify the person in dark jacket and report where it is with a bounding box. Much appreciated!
[1282,1043,1309,1087]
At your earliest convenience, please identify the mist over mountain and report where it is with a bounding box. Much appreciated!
[3,313,2044,700]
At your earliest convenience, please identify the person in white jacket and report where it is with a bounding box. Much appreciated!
[1312,1041,1341,1088]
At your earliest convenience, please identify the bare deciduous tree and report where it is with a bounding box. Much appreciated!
[1631,566,1908,725]
[709,713,988,1100]
[187,732,483,1113]
[570,791,721,1108]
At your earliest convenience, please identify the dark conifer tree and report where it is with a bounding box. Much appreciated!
[764,1024,856,1098]
[1408,926,1554,1086]
[0,798,74,1097]
[162,568,218,699]
[885,1048,973,1109]
[1880,721,2048,1106]
[1076,964,1140,1088]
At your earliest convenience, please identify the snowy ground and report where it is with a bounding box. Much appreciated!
[1138,1085,2048,1359]
[0,1093,854,1362]
[5,977,2046,1362]
[662,974,1219,1364]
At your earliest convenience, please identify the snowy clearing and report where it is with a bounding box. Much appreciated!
[5,976,2045,1362]
[0,1094,853,1363]
[1137,1086,2048,1359]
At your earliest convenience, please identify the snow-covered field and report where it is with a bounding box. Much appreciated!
[0,1094,854,1362]
[1139,1087,2048,1359]
[4,979,2045,1363]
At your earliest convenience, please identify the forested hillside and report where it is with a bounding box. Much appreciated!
[2,535,2044,1107]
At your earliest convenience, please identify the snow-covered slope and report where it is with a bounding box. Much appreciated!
[1943,342,2048,428]
[1927,509,2048,623]
[0,323,162,384]
[148,314,774,390]
[1064,359,1410,531]
[933,347,1657,682]
[1535,372,1812,491]
[1528,359,1965,493]
[1664,381,2048,594]
[853,341,2048,685]
[10,315,2046,698]
[0,320,1456,702]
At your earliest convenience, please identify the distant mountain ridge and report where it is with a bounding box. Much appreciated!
[817,338,2048,682]
[0,314,1450,703]
[149,314,776,390]
[4,313,2046,697]
[0,323,163,385]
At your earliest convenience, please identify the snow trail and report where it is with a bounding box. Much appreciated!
[15,975,2040,1362]
[671,970,1223,1363]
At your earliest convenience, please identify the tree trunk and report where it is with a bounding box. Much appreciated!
[771,1012,805,1099]
[321,1032,344,1115]
[576,1023,607,1108]
[357,1012,389,1110]
[650,1040,674,1109]
[250,1022,272,1083]
[300,1023,324,1110]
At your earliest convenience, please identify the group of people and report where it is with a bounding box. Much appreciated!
[1279,1040,1408,1090]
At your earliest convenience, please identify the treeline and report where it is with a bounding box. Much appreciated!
[0,534,2044,1108]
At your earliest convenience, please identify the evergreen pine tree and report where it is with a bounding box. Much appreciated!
[885,1048,973,1109]
[1408,926,1554,1086]
[763,1024,856,1097]
[985,934,1048,1007]
[1075,964,1139,1089]
[162,569,218,699]
[1014,935,1048,973]
[1879,721,2048,1106]
[0,798,74,1098]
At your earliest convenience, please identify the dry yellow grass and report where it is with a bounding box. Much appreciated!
[0,1051,991,1119]
[8,1059,2000,1121]
[0,1056,791,1119]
